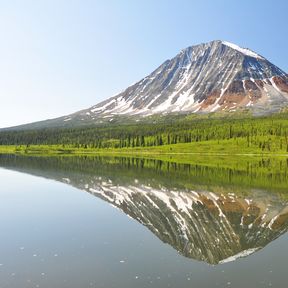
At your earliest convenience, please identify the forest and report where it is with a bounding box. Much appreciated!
[1,112,288,153]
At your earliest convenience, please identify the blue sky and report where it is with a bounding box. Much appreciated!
[0,0,287,128]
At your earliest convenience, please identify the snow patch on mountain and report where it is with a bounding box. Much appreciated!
[222,41,264,59]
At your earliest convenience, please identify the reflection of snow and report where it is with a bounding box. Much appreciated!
[219,248,259,264]
[80,180,288,264]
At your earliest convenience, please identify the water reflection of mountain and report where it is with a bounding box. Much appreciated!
[1,155,288,265]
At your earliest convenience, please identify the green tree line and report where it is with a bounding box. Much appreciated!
[1,113,288,151]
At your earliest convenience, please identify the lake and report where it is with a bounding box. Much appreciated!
[0,154,288,288]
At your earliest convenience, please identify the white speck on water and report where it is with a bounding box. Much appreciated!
[227,282,231,285]
[20,247,24,250]
[119,260,125,263]
[54,254,58,257]
[33,254,37,257]
[187,277,191,281]
[135,276,139,279]
[41,272,45,276]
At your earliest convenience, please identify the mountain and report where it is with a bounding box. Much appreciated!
[1,155,288,265]
[3,40,288,130]
[79,40,288,118]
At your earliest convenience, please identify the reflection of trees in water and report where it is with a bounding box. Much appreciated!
[0,154,288,195]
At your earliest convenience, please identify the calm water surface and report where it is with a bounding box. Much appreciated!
[0,155,288,288]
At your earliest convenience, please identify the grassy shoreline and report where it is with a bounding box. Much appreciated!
[1,136,288,156]
[0,140,287,166]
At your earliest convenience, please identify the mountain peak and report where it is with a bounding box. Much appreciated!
[183,40,264,59]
